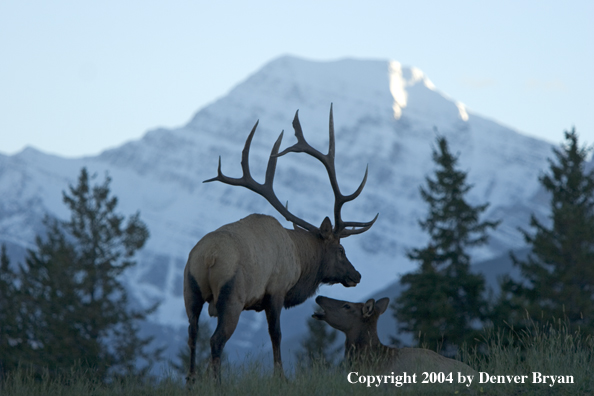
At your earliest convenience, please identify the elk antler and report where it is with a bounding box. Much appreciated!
[275,105,378,238]
[203,121,320,234]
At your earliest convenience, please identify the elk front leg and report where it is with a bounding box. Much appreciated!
[265,295,285,379]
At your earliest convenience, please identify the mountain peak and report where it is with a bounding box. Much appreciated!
[388,60,468,123]
[187,56,469,140]
[0,55,556,359]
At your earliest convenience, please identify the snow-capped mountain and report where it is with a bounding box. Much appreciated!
[0,56,555,364]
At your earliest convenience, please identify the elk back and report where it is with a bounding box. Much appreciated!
[186,214,301,314]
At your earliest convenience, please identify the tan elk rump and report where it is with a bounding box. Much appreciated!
[184,106,378,382]
[313,296,475,376]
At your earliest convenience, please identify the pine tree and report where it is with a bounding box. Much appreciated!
[296,313,340,368]
[0,245,21,377]
[18,219,93,374]
[394,136,499,355]
[17,168,157,379]
[498,129,594,334]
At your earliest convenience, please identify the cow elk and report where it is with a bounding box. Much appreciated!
[313,296,475,375]
[184,106,378,382]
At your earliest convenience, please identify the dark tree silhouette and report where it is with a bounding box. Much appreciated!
[394,136,499,355]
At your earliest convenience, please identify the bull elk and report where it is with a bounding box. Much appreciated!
[313,296,475,375]
[184,106,378,381]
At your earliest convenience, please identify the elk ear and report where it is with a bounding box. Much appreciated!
[319,216,333,239]
[375,297,390,316]
[362,299,376,318]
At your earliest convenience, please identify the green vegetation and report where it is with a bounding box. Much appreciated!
[0,168,157,380]
[0,245,19,376]
[295,314,341,368]
[393,135,499,354]
[1,318,592,395]
[463,317,594,395]
[495,128,594,337]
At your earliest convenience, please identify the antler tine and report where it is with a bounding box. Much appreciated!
[337,165,368,204]
[276,110,327,160]
[275,105,376,238]
[328,103,335,160]
[276,107,339,194]
[333,165,373,235]
[204,120,319,233]
[202,156,224,184]
[239,120,259,180]
[264,130,283,186]
[203,121,259,186]
[339,213,379,238]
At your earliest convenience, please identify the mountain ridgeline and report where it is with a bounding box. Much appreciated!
[0,56,557,365]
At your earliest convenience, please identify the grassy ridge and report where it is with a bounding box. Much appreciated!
[2,320,593,396]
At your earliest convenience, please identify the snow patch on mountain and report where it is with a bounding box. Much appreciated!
[0,55,557,357]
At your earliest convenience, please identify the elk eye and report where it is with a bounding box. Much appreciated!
[342,304,351,310]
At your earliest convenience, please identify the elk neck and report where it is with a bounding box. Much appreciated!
[282,228,326,308]
[344,321,396,363]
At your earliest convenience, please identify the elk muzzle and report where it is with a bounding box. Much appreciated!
[312,295,352,331]
[342,272,361,287]
[341,265,361,287]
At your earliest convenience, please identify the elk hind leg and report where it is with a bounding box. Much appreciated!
[184,273,205,384]
[210,276,242,380]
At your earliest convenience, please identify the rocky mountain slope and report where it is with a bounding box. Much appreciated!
[0,55,556,365]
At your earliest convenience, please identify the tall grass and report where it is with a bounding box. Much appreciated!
[2,319,592,395]
[461,318,594,395]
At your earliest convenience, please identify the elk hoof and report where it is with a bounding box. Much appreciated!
[185,375,196,387]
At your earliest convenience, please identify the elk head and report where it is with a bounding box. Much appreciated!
[204,105,377,288]
[313,295,389,335]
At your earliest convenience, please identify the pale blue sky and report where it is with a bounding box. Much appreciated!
[1,1,592,157]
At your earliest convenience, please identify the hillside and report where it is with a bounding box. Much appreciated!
[0,56,555,365]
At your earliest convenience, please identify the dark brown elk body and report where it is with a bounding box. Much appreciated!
[313,296,475,375]
[184,107,377,382]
